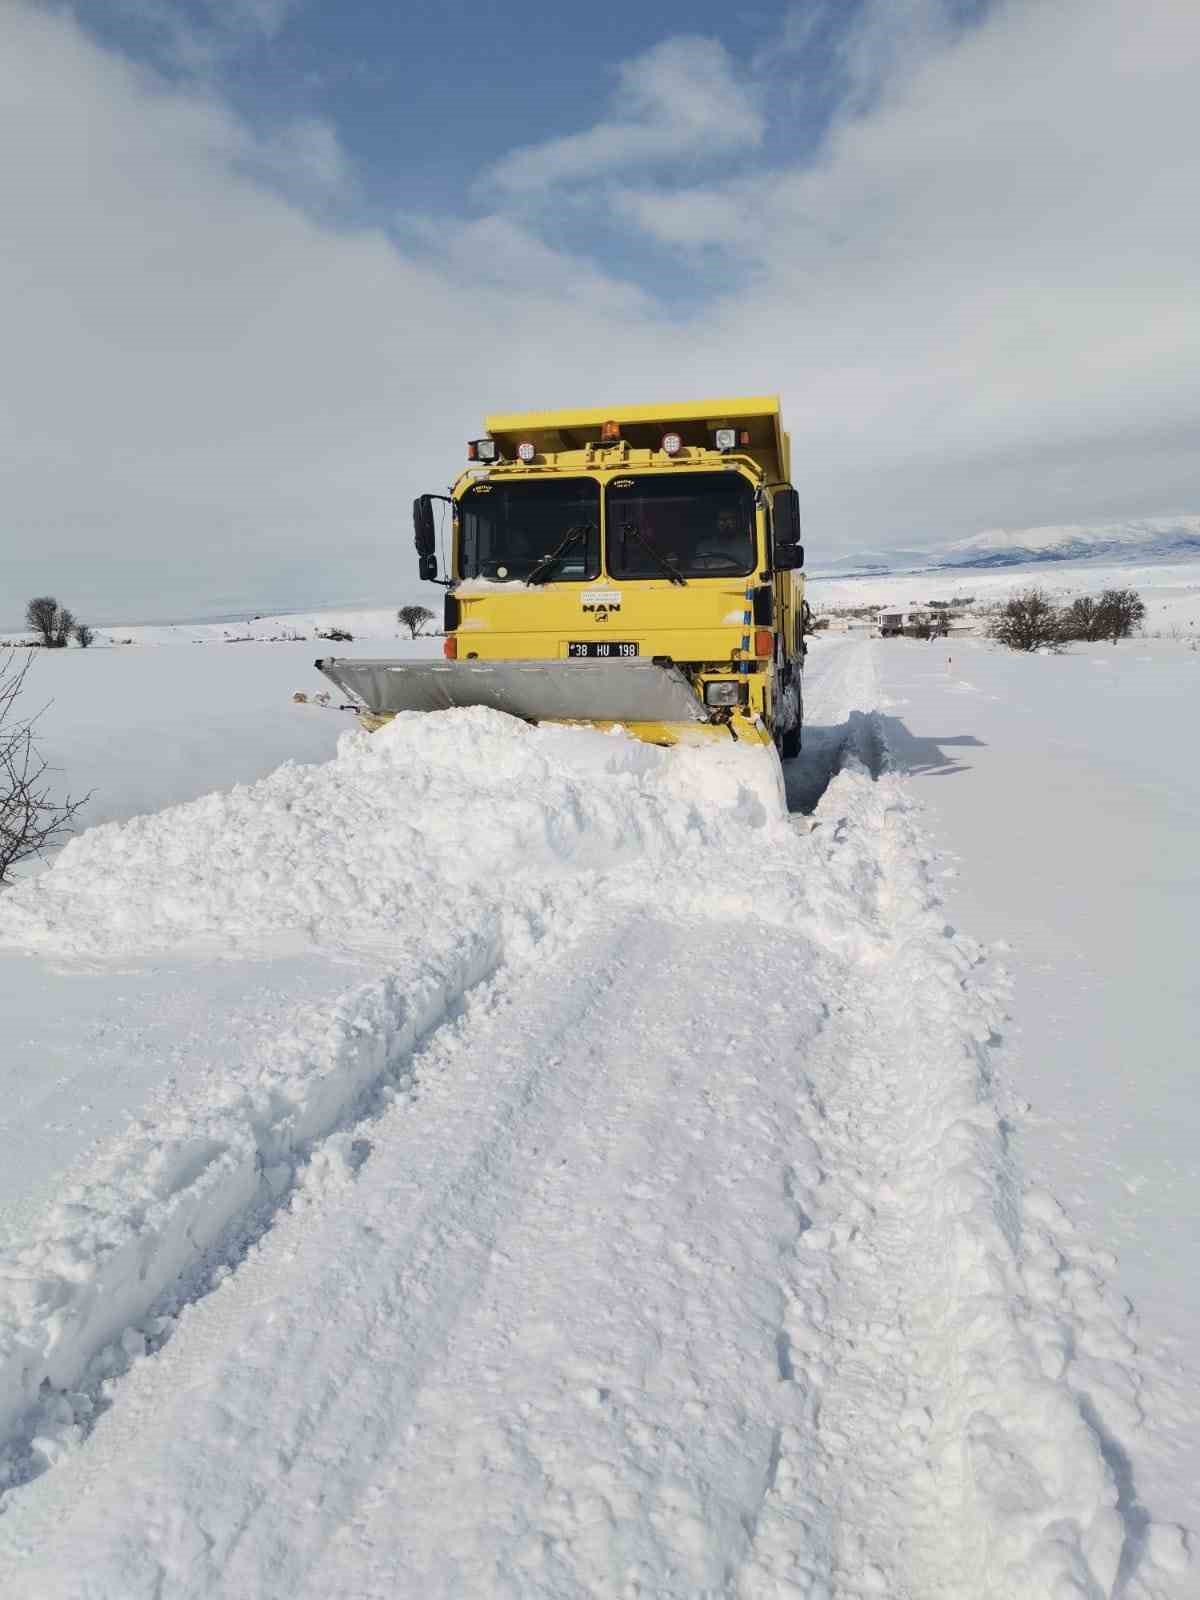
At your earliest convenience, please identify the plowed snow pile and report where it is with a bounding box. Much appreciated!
[0,649,1190,1599]
[0,707,782,958]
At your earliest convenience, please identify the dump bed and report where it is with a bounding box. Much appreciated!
[484,396,790,482]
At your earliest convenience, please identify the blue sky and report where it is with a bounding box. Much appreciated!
[2,0,1198,621]
[92,3,859,211]
[81,0,991,300]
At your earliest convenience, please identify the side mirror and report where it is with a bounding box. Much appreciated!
[772,487,804,571]
[413,495,438,582]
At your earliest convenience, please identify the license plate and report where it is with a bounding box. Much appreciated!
[567,641,639,659]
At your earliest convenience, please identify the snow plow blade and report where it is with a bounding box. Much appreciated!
[314,656,730,744]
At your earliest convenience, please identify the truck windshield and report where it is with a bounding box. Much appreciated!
[458,478,600,582]
[606,473,756,580]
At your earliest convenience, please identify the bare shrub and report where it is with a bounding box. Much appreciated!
[1060,588,1146,643]
[73,622,96,649]
[990,588,1064,652]
[397,604,434,639]
[1094,588,1146,642]
[1061,596,1102,641]
[317,627,353,643]
[1,652,90,883]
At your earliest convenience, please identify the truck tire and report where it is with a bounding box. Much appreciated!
[779,722,801,759]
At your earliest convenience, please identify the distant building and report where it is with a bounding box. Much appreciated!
[877,609,939,637]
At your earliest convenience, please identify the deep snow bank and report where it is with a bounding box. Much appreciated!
[0,707,783,959]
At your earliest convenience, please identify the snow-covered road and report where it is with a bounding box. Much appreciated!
[0,640,1190,1598]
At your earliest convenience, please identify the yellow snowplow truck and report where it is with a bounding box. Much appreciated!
[317,396,807,753]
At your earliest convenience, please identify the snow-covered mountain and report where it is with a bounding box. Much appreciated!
[814,515,1200,576]
[807,547,931,577]
[933,515,1200,569]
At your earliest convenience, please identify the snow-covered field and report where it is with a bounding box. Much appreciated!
[0,618,1195,1598]
[0,618,440,834]
[875,635,1200,1517]
[809,554,1200,639]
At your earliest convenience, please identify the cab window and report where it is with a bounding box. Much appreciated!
[606,473,755,579]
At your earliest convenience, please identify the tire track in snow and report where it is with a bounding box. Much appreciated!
[0,908,516,1499]
[0,695,802,1505]
[0,909,837,1598]
[300,920,839,1600]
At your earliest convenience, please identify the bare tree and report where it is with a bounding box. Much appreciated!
[25,596,60,648]
[72,622,95,649]
[1,652,90,883]
[397,604,434,639]
[990,588,1064,652]
[24,596,77,649]
[1094,588,1146,642]
[1061,596,1102,641]
[1060,589,1145,643]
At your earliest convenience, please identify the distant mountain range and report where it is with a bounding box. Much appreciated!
[812,516,1200,576]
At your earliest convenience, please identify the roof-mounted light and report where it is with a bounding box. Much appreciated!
[517,440,536,463]
[714,427,737,452]
[467,437,498,463]
[661,431,682,456]
[600,420,621,442]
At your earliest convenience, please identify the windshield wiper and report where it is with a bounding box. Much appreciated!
[525,523,594,585]
[620,521,687,586]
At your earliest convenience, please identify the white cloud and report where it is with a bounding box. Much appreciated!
[440,216,649,316]
[835,0,964,112]
[608,0,1200,534]
[254,115,350,197]
[224,0,297,38]
[611,183,752,248]
[112,0,299,71]
[485,36,763,196]
[0,5,672,623]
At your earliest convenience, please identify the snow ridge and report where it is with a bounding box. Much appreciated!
[740,710,1187,1598]
[0,944,499,1488]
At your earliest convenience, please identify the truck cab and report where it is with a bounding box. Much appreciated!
[418,397,806,750]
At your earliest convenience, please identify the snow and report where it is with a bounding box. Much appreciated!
[1,604,426,651]
[809,517,1200,576]
[0,629,441,835]
[810,551,1200,640]
[872,634,1200,1532]
[934,515,1200,564]
[0,622,1194,1598]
